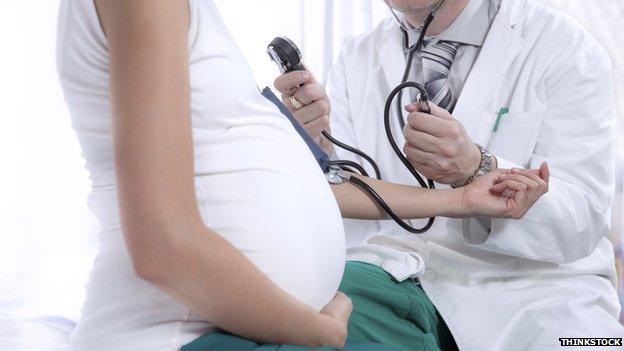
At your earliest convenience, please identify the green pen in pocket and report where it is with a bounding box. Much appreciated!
[493,107,509,133]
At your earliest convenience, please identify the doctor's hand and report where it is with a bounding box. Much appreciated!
[274,70,334,155]
[458,163,550,219]
[403,103,483,187]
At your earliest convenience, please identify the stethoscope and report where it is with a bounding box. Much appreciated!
[388,0,448,130]
[267,0,446,234]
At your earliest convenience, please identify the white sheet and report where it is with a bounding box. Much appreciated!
[0,313,74,351]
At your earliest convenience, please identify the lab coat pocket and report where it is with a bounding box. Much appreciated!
[480,111,544,167]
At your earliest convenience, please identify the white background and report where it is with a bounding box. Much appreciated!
[1,0,623,325]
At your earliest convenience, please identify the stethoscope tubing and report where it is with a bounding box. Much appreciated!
[269,1,446,233]
[326,3,444,234]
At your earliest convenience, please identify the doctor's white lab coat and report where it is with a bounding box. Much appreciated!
[326,0,624,349]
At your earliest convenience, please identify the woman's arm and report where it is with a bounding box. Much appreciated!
[331,175,459,219]
[331,166,549,220]
[96,0,347,347]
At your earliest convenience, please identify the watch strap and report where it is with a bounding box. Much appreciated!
[466,144,494,185]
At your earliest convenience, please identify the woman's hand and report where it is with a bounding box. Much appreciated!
[316,292,352,349]
[459,163,550,219]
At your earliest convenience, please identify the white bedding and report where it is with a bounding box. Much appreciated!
[0,313,74,351]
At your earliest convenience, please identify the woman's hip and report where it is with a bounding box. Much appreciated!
[72,232,212,350]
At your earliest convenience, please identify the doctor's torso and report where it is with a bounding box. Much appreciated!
[328,1,612,284]
[327,1,621,348]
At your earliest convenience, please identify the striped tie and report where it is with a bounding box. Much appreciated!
[420,41,460,111]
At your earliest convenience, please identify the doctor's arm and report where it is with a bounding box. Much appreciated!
[462,48,616,264]
[98,0,349,348]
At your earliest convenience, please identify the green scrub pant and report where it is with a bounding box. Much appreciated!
[181,333,402,351]
[181,262,457,351]
[338,262,458,351]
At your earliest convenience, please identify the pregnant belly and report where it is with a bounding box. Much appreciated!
[76,165,345,349]
[75,124,345,348]
[195,164,346,311]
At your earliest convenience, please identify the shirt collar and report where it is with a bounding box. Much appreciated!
[405,0,491,48]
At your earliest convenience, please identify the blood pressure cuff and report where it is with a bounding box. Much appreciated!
[261,87,330,173]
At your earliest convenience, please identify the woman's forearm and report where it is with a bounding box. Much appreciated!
[331,174,463,220]
[140,223,341,347]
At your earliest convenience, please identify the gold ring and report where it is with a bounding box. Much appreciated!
[290,96,304,109]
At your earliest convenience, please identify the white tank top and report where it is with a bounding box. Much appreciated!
[57,0,345,349]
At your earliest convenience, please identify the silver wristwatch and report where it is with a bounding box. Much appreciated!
[466,144,495,185]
